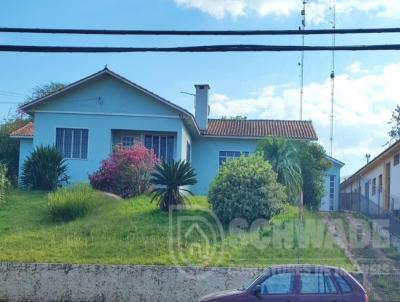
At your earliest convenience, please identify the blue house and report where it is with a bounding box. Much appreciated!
[11,67,340,208]
[320,156,345,211]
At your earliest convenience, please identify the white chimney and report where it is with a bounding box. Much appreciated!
[194,84,210,131]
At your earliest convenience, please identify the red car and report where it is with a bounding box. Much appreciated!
[199,265,368,302]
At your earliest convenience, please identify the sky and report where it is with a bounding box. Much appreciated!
[0,0,400,177]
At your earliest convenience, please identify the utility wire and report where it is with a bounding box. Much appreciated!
[2,27,400,35]
[2,44,400,53]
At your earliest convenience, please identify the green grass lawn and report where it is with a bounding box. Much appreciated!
[0,190,353,269]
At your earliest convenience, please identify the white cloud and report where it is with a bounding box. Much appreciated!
[346,61,369,74]
[174,0,400,23]
[208,62,400,174]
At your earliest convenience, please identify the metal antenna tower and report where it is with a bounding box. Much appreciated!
[299,1,306,120]
[329,5,336,157]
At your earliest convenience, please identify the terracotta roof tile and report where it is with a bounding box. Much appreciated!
[9,120,318,140]
[205,119,318,140]
[10,122,34,137]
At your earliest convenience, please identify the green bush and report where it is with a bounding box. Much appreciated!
[48,184,96,222]
[22,145,69,190]
[208,155,287,225]
[0,164,9,204]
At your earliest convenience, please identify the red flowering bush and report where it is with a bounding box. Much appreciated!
[89,144,158,198]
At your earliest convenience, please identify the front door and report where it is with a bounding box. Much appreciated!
[297,272,342,302]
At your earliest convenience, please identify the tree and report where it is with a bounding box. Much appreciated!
[0,82,66,185]
[296,141,332,210]
[208,155,286,225]
[221,115,247,120]
[0,116,30,184]
[256,138,303,201]
[26,82,66,102]
[388,105,400,143]
[150,160,197,211]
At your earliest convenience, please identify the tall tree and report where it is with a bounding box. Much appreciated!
[388,105,400,143]
[1,82,66,184]
[221,115,247,120]
[256,137,303,201]
[26,82,66,102]
[0,116,29,184]
[296,141,332,210]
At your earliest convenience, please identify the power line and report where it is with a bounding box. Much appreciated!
[2,27,400,35]
[2,44,400,53]
[299,0,306,121]
[329,6,336,158]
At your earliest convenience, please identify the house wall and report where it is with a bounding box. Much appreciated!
[28,74,188,184]
[191,136,257,195]
[17,138,33,183]
[341,149,400,209]
[181,125,192,162]
[320,163,342,211]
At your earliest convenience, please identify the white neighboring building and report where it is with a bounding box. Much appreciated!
[340,140,400,211]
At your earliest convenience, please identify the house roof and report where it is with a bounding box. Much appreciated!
[10,119,318,140]
[341,139,400,188]
[325,155,345,167]
[14,67,318,141]
[205,119,318,140]
[9,122,34,138]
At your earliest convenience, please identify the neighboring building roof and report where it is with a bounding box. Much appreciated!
[325,155,345,167]
[9,122,34,138]
[341,139,400,188]
[205,119,318,140]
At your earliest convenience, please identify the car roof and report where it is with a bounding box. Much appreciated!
[264,264,346,273]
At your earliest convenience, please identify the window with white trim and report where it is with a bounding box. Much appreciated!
[219,151,249,166]
[144,135,174,161]
[56,128,88,159]
[121,136,134,149]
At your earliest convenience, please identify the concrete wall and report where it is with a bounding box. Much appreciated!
[0,263,264,302]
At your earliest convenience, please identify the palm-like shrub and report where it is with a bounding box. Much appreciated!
[89,144,158,198]
[22,145,68,190]
[150,160,197,211]
[208,155,287,225]
[257,137,303,201]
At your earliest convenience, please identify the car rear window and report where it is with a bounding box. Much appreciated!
[300,272,337,294]
[333,272,353,293]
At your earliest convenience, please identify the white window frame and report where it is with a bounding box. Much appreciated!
[55,127,88,160]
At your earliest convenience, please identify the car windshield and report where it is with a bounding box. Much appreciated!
[241,275,261,290]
